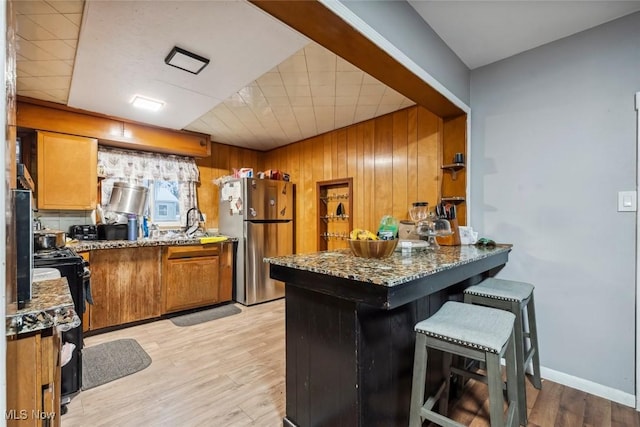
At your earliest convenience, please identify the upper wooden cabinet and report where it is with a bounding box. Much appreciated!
[17,98,211,158]
[37,131,98,210]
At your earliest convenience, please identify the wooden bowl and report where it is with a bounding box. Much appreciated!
[348,239,398,259]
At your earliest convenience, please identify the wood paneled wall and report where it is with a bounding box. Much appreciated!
[197,105,451,255]
[196,143,262,230]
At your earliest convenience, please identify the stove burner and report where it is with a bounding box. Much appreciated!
[34,247,79,260]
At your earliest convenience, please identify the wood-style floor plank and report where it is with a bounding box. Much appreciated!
[62,299,640,426]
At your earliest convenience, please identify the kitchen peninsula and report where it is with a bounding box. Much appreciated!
[266,244,511,426]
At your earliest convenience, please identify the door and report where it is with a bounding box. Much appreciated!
[245,220,292,305]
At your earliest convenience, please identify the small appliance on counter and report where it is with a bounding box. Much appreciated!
[97,223,128,240]
[69,224,98,241]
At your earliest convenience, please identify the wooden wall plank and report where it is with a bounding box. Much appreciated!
[392,109,409,221]
[198,106,452,253]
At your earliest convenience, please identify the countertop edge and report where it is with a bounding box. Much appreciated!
[6,277,79,336]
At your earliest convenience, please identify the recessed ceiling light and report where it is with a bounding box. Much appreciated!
[131,95,164,112]
[164,46,209,75]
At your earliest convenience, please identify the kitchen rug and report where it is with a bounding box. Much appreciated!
[82,338,151,390]
[169,304,242,327]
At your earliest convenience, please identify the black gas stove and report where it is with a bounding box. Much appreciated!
[34,246,89,405]
[34,247,82,262]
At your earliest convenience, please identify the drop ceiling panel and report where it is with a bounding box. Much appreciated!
[67,0,309,130]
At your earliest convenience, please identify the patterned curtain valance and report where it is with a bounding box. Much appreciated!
[97,146,200,182]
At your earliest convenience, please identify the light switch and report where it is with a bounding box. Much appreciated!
[618,191,637,212]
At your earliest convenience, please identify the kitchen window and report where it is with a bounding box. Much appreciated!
[97,146,199,228]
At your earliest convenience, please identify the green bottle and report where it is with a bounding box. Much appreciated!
[377,215,399,240]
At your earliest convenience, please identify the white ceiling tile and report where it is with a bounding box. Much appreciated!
[280,72,309,87]
[376,104,400,117]
[362,74,383,85]
[17,38,58,60]
[285,85,312,98]
[334,84,361,97]
[16,15,56,40]
[256,72,284,87]
[260,85,288,97]
[289,96,312,107]
[354,105,378,123]
[305,53,335,73]
[63,13,82,27]
[313,96,335,107]
[42,88,69,102]
[308,71,335,86]
[224,93,247,108]
[310,85,335,98]
[380,90,408,105]
[358,94,384,106]
[267,96,293,107]
[14,1,58,15]
[336,71,363,86]
[17,60,72,76]
[336,57,360,72]
[28,13,79,39]
[359,84,386,97]
[18,89,61,102]
[277,54,308,73]
[335,96,359,106]
[31,40,76,60]
[48,0,85,14]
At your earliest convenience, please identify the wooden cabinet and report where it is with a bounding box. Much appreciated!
[7,330,61,427]
[162,242,233,314]
[18,98,211,158]
[36,131,97,210]
[89,247,161,330]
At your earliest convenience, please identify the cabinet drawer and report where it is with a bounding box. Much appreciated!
[165,244,220,259]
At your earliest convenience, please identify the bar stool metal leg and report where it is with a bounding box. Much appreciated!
[527,293,542,389]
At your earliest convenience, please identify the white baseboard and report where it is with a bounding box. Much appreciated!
[541,366,636,408]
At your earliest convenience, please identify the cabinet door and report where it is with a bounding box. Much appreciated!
[219,242,233,302]
[90,247,161,330]
[37,131,97,210]
[163,255,219,313]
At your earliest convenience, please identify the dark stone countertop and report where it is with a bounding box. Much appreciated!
[6,277,79,336]
[265,244,512,287]
[69,235,235,251]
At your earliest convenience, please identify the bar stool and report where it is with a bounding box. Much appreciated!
[409,301,520,427]
[463,278,542,426]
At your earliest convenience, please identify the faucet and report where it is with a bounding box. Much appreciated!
[185,207,204,236]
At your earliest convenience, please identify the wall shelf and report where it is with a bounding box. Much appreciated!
[317,178,353,251]
[441,196,466,203]
[441,163,465,180]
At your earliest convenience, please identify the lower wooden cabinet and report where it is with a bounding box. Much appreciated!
[89,247,161,330]
[7,330,61,427]
[162,244,222,314]
[87,242,234,331]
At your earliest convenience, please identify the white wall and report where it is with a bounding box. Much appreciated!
[470,12,640,401]
[339,0,470,105]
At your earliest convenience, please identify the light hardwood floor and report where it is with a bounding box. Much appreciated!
[63,299,640,427]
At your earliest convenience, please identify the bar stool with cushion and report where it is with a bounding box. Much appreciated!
[409,301,520,427]
[463,278,542,425]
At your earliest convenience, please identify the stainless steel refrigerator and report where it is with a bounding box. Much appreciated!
[219,178,294,305]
